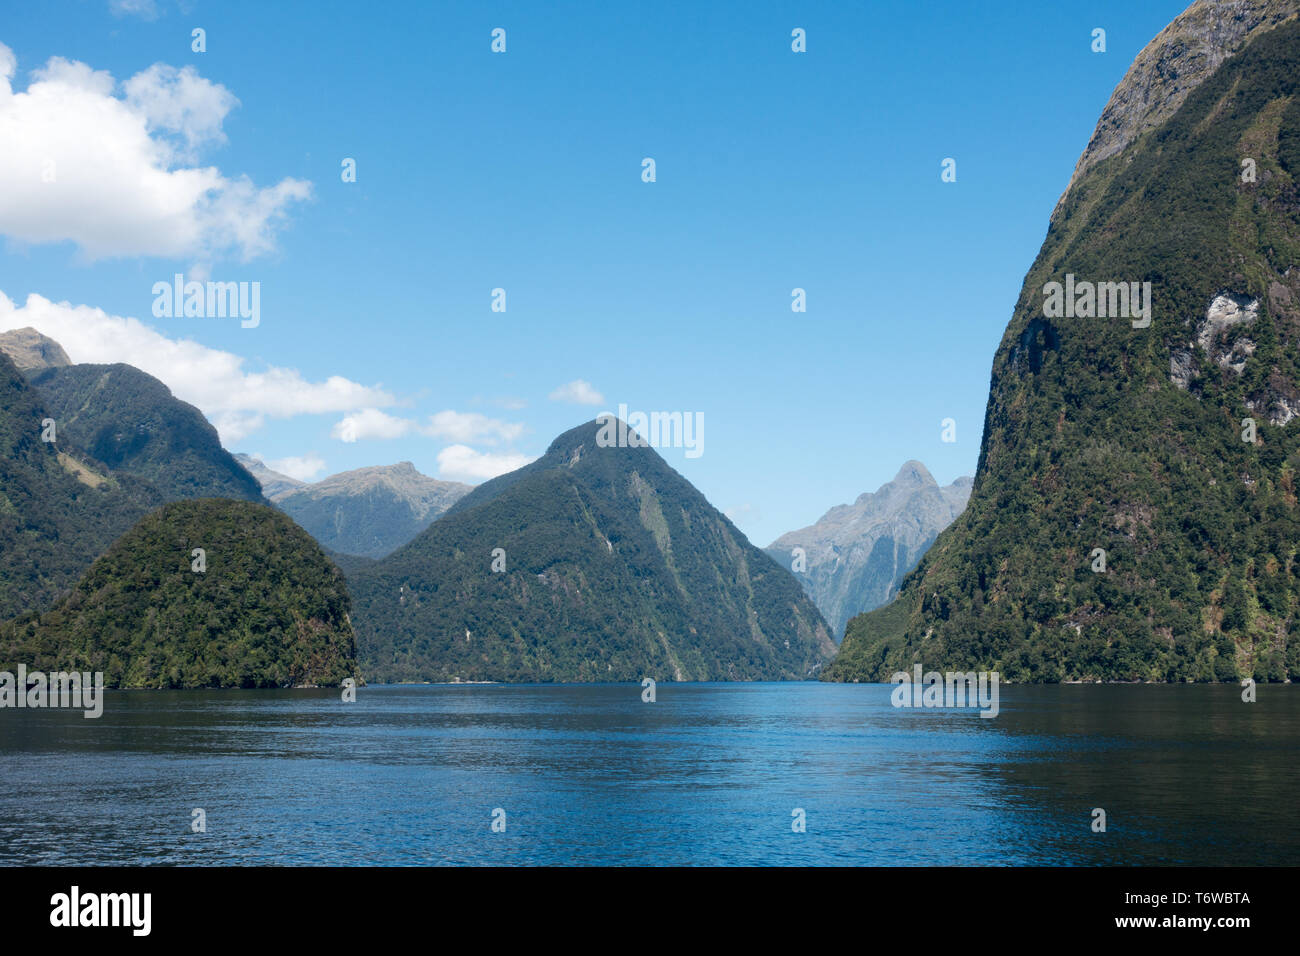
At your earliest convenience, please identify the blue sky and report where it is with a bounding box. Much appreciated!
[0,0,1190,545]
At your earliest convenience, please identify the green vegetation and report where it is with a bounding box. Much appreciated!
[0,498,358,688]
[26,363,264,504]
[0,352,161,621]
[828,21,1300,683]
[349,420,835,682]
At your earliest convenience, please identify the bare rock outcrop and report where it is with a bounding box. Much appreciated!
[1055,0,1300,218]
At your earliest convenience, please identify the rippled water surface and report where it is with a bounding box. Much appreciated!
[1,683,1296,865]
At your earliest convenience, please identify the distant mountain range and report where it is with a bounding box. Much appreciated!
[234,454,306,500]
[238,457,471,558]
[4,318,941,687]
[766,462,971,637]
[348,419,835,683]
[4,331,830,684]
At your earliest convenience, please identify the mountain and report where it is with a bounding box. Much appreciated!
[0,351,162,621]
[25,362,264,504]
[1055,0,1300,215]
[0,498,358,688]
[766,462,971,637]
[0,327,71,371]
[828,2,1300,684]
[234,453,306,501]
[348,418,836,682]
[274,462,471,558]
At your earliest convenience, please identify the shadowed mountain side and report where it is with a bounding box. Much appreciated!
[0,351,162,621]
[348,418,835,682]
[26,362,264,504]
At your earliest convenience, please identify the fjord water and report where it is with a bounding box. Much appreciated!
[1,683,1295,866]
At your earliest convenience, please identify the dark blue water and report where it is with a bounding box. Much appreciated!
[1,683,1296,865]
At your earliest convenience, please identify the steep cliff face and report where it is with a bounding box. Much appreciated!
[829,7,1300,683]
[1056,0,1300,215]
[766,463,971,637]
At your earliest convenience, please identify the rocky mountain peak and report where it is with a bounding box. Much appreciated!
[0,326,71,370]
[767,463,973,636]
[1055,0,1300,217]
[892,460,937,487]
[234,454,306,502]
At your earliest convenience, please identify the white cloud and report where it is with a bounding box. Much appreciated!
[0,289,394,444]
[266,454,325,482]
[124,63,237,160]
[0,42,310,261]
[424,410,524,444]
[436,445,533,483]
[110,0,159,18]
[548,379,604,405]
[209,411,265,444]
[331,408,416,443]
[330,409,525,446]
